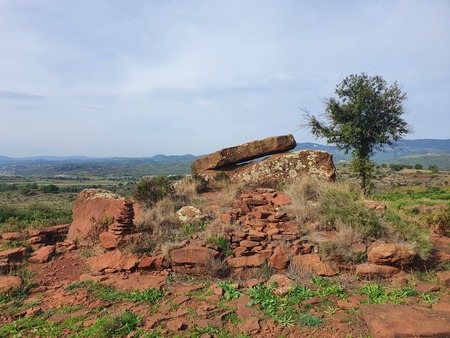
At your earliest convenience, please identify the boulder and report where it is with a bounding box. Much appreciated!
[170,246,219,265]
[28,245,56,263]
[197,150,336,187]
[192,134,296,172]
[176,206,202,224]
[67,189,132,245]
[367,242,416,265]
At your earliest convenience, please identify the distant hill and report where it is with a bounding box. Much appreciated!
[1,139,449,177]
[294,139,450,168]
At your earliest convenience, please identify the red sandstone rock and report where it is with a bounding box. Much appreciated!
[166,318,188,331]
[192,134,296,172]
[86,250,139,272]
[227,254,265,268]
[170,246,219,265]
[360,304,450,338]
[355,263,400,278]
[138,255,167,270]
[240,240,260,248]
[1,232,26,241]
[269,245,290,270]
[367,242,416,265]
[414,281,440,293]
[271,193,292,205]
[99,231,124,250]
[0,247,26,262]
[28,245,56,263]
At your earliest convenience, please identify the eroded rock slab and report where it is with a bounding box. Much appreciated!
[170,246,219,265]
[192,134,296,172]
[86,250,139,272]
[360,304,450,338]
[367,242,416,265]
[355,263,400,278]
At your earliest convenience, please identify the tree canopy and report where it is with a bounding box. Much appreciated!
[304,73,410,193]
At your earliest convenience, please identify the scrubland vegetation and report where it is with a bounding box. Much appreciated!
[0,165,449,337]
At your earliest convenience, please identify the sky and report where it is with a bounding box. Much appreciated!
[0,0,449,157]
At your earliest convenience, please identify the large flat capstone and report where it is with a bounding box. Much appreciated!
[192,134,296,173]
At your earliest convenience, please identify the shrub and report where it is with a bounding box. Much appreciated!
[133,176,174,207]
[426,207,450,236]
[40,184,59,193]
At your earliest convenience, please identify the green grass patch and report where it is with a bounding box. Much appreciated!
[76,310,142,337]
[65,281,164,304]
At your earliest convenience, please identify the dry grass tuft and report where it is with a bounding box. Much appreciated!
[161,242,182,261]
[283,176,329,225]
[173,175,199,201]
[203,257,230,278]
[214,183,242,211]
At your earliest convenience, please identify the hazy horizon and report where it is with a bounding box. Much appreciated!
[0,137,449,159]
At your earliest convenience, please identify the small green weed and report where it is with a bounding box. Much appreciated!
[218,281,241,300]
[298,312,323,327]
[191,324,232,338]
[359,284,389,304]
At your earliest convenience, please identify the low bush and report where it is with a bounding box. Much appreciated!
[133,176,174,208]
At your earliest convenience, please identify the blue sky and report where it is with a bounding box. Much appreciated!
[0,0,449,157]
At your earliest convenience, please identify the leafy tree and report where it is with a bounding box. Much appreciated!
[303,73,410,194]
[414,163,423,170]
[428,165,439,173]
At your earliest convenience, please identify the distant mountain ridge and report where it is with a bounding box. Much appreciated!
[294,139,450,163]
[1,139,449,174]
[1,139,449,165]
